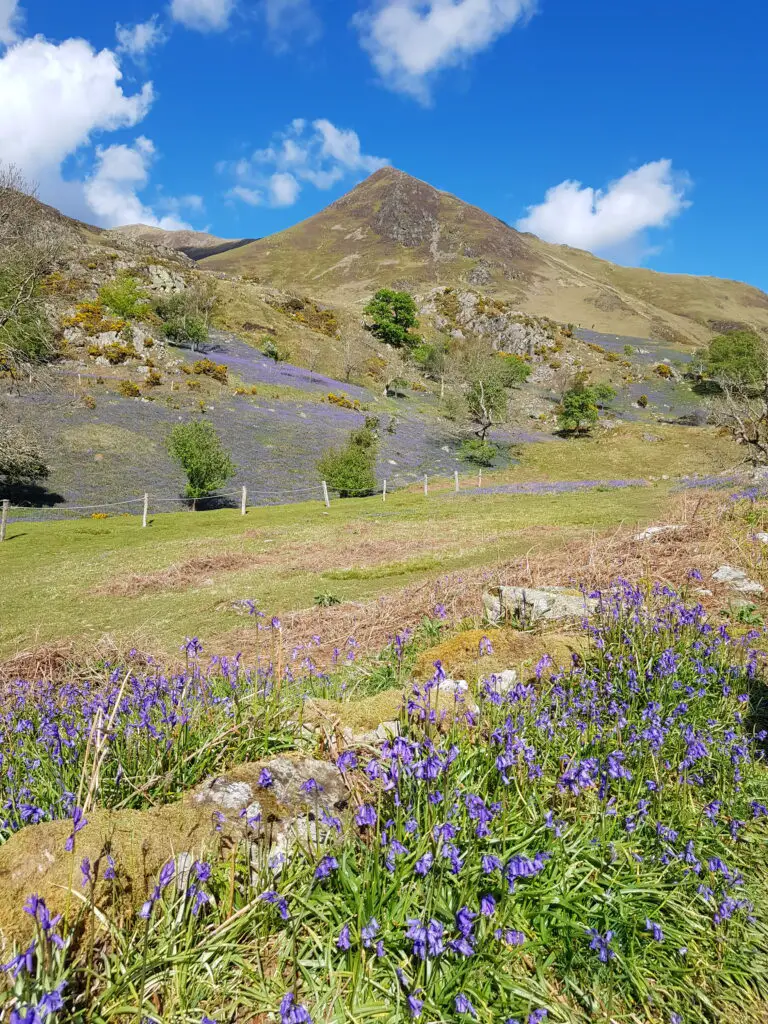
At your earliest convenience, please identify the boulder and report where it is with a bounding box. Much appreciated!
[634,525,685,542]
[146,264,186,294]
[712,565,765,595]
[414,627,588,683]
[0,754,347,950]
[483,586,597,626]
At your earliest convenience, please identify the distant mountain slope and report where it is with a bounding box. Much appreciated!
[202,167,768,345]
[110,224,256,261]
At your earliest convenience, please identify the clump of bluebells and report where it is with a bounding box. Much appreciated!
[4,581,768,1023]
[0,644,348,835]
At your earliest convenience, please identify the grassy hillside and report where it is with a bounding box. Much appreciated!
[203,167,768,345]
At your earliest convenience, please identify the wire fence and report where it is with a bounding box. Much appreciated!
[0,471,653,535]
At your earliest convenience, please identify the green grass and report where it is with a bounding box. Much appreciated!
[0,484,667,660]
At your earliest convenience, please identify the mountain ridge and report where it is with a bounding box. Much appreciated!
[202,167,768,345]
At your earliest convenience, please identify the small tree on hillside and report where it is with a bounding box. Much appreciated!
[0,423,49,488]
[0,164,65,372]
[364,289,420,349]
[698,331,768,464]
[557,374,616,435]
[318,420,378,498]
[99,273,149,319]
[167,420,235,509]
[462,355,531,440]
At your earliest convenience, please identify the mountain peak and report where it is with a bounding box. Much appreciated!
[202,169,768,346]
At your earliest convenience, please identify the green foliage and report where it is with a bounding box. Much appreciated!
[167,420,235,504]
[314,592,341,607]
[318,424,377,498]
[495,353,532,386]
[364,289,420,349]
[98,273,149,319]
[0,424,48,485]
[459,438,498,466]
[557,376,614,434]
[411,341,445,378]
[155,293,209,349]
[703,330,767,389]
[0,268,53,369]
[261,338,283,362]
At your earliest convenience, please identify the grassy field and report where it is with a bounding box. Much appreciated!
[0,481,669,661]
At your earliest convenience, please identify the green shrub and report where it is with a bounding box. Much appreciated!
[364,289,420,349]
[167,420,235,508]
[459,438,498,466]
[118,380,141,398]
[261,338,283,362]
[99,273,149,319]
[318,425,377,498]
[557,376,616,434]
[192,359,228,384]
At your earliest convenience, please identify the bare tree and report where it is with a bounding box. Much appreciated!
[703,333,768,466]
[0,164,67,372]
[709,377,768,465]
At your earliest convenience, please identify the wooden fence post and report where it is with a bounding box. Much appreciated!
[322,481,330,508]
[423,474,428,497]
[142,493,149,528]
[454,470,459,492]
[241,486,247,516]
[0,499,8,542]
[382,479,387,502]
[478,469,482,488]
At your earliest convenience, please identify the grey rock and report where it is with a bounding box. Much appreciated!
[712,565,765,595]
[634,524,684,542]
[753,532,768,544]
[265,756,348,815]
[191,777,254,811]
[146,264,186,294]
[483,586,598,625]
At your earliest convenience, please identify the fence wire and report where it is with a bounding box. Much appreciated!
[1,473,651,527]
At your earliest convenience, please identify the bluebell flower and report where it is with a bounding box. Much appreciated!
[455,993,476,1017]
[314,855,338,880]
[336,924,351,951]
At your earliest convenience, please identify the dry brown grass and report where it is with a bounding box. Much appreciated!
[218,490,766,668]
[91,551,264,597]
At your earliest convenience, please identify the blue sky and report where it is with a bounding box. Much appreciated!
[1,0,766,288]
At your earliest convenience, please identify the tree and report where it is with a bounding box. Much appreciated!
[459,438,497,466]
[462,355,530,440]
[702,331,767,388]
[557,374,616,434]
[167,420,235,508]
[0,423,49,488]
[318,423,378,498]
[99,273,149,319]
[155,280,221,351]
[363,289,420,349]
[698,331,768,464]
[0,164,66,372]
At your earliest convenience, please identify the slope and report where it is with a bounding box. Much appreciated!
[202,167,768,346]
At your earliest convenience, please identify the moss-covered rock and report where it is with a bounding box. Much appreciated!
[413,628,588,682]
[0,754,347,951]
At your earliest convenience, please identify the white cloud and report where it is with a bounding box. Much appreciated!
[224,117,388,208]
[0,36,152,175]
[516,160,691,256]
[170,0,235,32]
[263,0,321,49]
[84,137,192,229]
[116,16,167,59]
[355,0,536,102]
[0,35,198,231]
[269,171,300,206]
[226,184,263,206]
[0,0,22,46]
